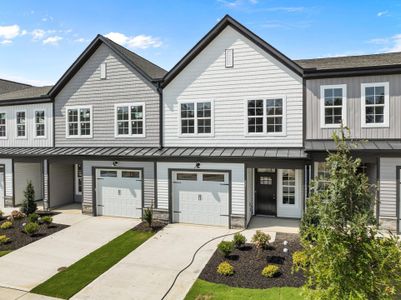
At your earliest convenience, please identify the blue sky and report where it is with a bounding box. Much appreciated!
[0,0,401,86]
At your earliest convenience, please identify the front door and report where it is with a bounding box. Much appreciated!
[255,172,277,215]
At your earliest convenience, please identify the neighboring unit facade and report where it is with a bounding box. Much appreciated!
[0,15,400,232]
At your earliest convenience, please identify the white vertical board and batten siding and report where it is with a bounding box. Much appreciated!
[0,103,53,147]
[379,158,400,219]
[306,75,401,140]
[156,162,245,215]
[82,160,155,210]
[163,26,303,147]
[54,43,160,147]
[0,159,12,201]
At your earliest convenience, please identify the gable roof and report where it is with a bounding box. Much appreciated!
[48,35,167,97]
[163,15,303,87]
[0,79,31,95]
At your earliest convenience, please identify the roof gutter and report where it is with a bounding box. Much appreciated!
[0,96,51,107]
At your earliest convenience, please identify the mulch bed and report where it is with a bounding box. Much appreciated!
[0,215,69,251]
[133,220,167,233]
[199,232,305,289]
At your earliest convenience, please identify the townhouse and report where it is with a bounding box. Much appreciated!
[0,15,399,232]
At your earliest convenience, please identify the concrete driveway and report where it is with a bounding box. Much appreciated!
[0,213,139,293]
[73,224,235,300]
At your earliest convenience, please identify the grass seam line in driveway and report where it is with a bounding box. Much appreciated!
[185,279,304,300]
[31,229,154,299]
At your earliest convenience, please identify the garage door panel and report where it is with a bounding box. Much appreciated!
[96,169,142,218]
[172,171,229,227]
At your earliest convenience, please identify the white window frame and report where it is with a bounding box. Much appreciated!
[75,164,82,195]
[34,109,46,138]
[15,110,27,139]
[178,100,214,137]
[0,112,7,139]
[114,102,146,138]
[244,96,287,137]
[65,105,93,138]
[320,84,347,129]
[361,82,389,128]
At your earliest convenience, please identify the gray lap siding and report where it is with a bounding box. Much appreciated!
[54,43,160,147]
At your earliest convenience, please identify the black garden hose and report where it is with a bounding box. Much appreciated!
[160,228,246,300]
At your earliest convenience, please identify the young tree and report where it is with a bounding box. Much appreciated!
[21,181,37,215]
[299,128,401,300]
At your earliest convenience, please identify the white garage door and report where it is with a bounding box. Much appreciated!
[96,169,142,218]
[172,171,229,226]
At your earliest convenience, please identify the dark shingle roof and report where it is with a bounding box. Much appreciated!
[0,79,31,95]
[103,36,167,80]
[0,86,52,101]
[296,52,401,71]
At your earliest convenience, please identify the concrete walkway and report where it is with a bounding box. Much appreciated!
[73,224,236,300]
[0,213,139,293]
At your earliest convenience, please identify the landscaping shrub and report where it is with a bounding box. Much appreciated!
[28,213,40,223]
[20,181,37,215]
[23,222,39,236]
[251,230,270,250]
[9,210,25,220]
[0,221,12,230]
[217,240,234,257]
[261,264,280,278]
[233,232,246,249]
[0,235,10,244]
[216,261,234,276]
[300,128,401,300]
[143,206,153,227]
[41,216,53,225]
[0,210,3,219]
[292,250,307,271]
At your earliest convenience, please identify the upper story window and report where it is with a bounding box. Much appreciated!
[247,98,285,135]
[361,82,389,128]
[320,85,347,128]
[0,113,6,138]
[66,106,92,138]
[179,101,212,135]
[16,111,26,138]
[35,110,45,137]
[115,103,145,137]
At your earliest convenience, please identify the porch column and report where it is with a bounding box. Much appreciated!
[43,159,49,210]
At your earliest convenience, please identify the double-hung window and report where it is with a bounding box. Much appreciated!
[0,113,6,138]
[247,98,285,134]
[320,85,347,128]
[16,111,26,138]
[361,82,389,127]
[35,110,45,137]
[115,103,145,137]
[180,101,212,135]
[66,106,92,137]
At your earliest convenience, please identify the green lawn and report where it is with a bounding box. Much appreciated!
[185,279,304,300]
[31,229,154,299]
[0,250,12,257]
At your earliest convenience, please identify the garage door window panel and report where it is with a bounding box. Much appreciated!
[122,171,140,178]
[176,173,197,181]
[202,174,225,182]
[100,170,117,177]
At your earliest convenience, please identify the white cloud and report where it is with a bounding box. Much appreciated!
[42,36,62,45]
[0,24,21,40]
[368,34,401,52]
[377,10,389,17]
[386,34,401,52]
[74,37,88,43]
[217,0,257,8]
[104,32,162,49]
[0,40,12,45]
[31,29,46,40]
